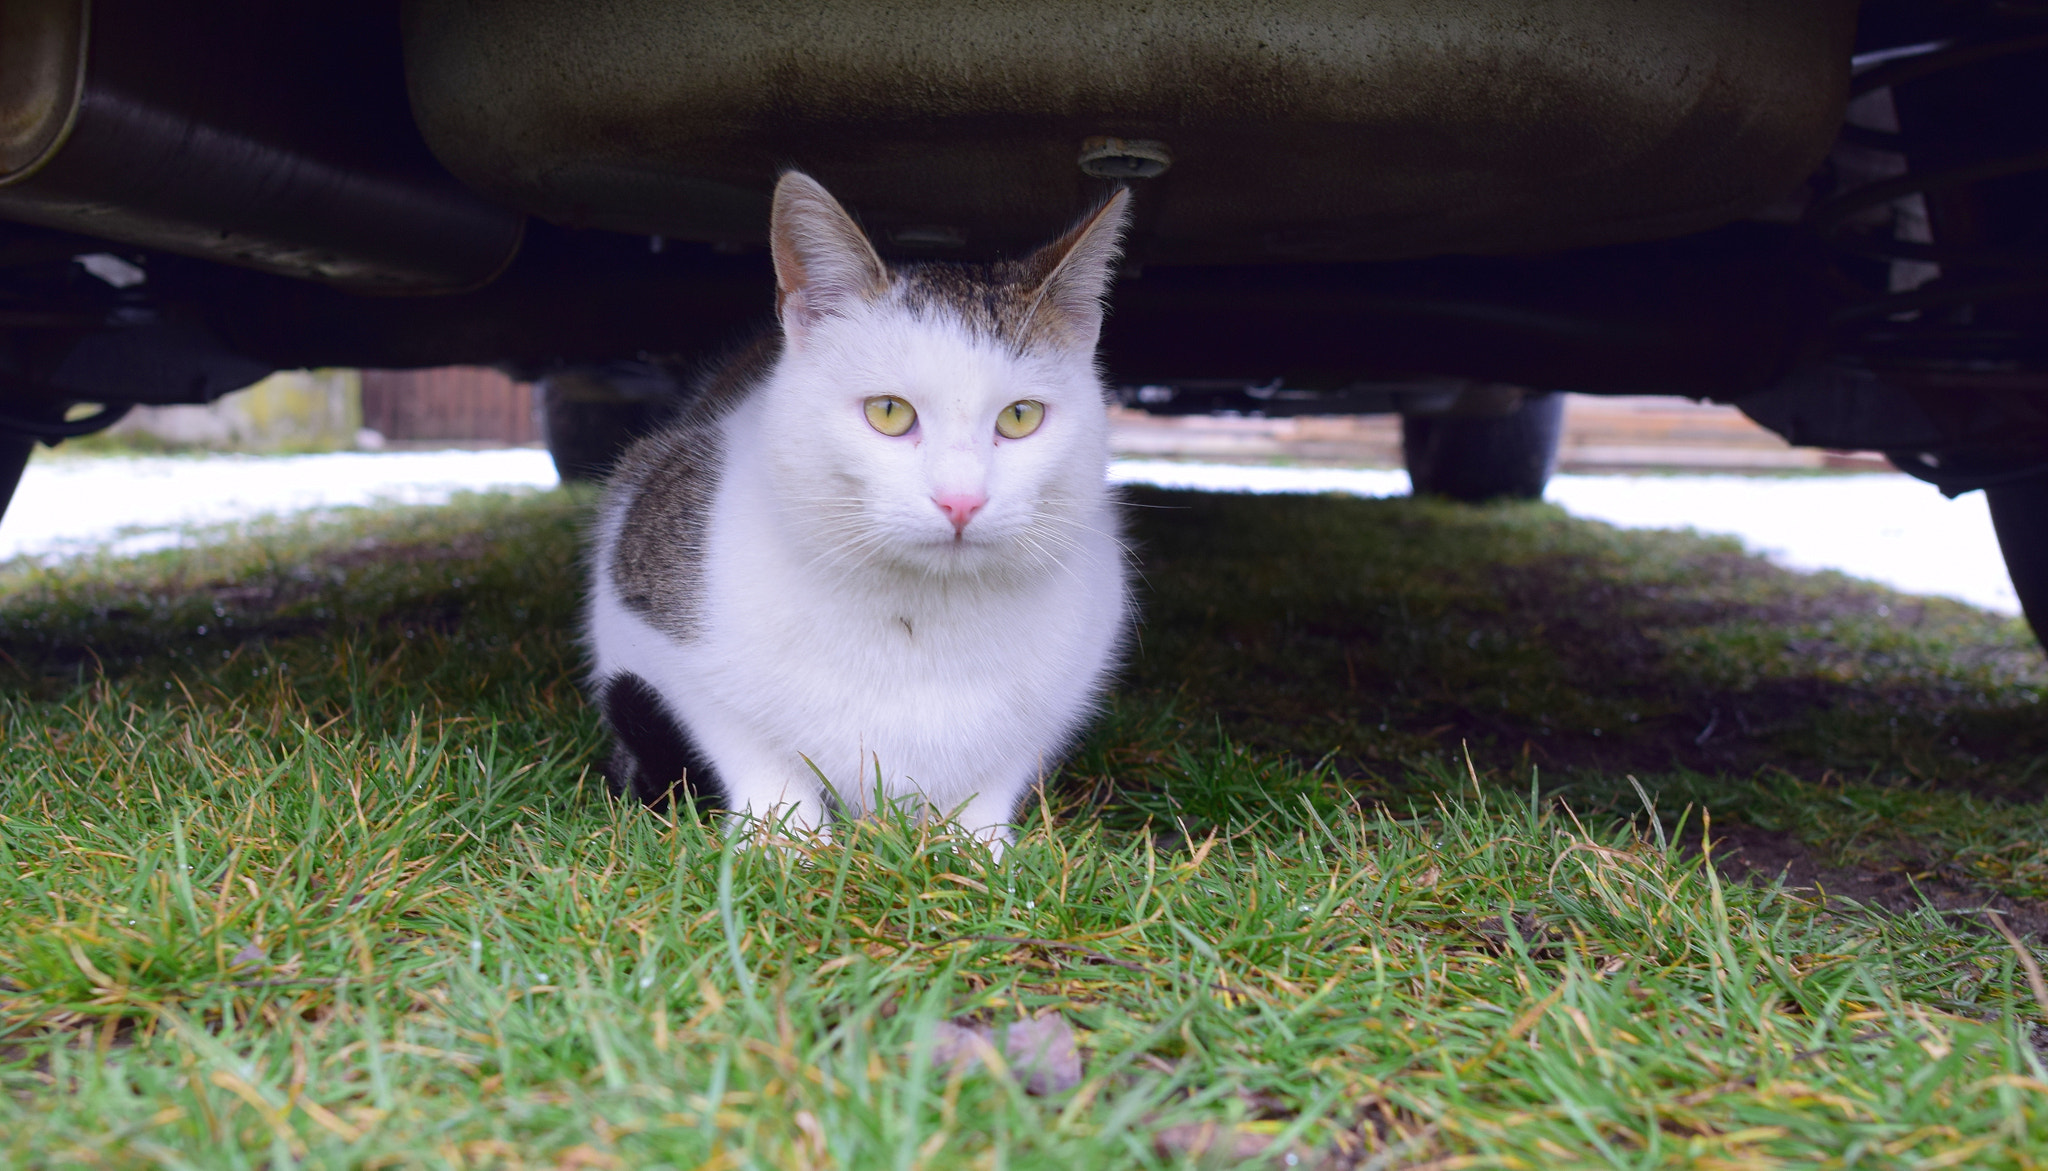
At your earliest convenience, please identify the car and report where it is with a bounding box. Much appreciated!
[0,0,2042,649]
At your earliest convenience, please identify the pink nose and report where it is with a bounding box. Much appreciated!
[933,493,986,534]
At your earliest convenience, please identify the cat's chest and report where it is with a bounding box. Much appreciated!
[720,564,1029,671]
[689,519,1084,684]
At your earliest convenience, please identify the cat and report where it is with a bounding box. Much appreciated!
[584,170,1132,847]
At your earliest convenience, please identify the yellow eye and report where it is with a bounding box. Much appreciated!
[864,395,916,436]
[995,400,1045,439]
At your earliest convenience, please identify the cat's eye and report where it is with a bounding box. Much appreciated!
[864,395,917,436]
[995,400,1045,439]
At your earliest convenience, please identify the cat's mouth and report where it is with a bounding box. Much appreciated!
[908,525,1001,559]
[923,520,987,547]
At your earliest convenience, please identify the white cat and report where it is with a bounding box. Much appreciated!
[584,171,1132,846]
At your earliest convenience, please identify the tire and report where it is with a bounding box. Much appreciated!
[538,370,676,484]
[1402,391,1566,502]
[1987,472,2048,654]
[0,430,33,532]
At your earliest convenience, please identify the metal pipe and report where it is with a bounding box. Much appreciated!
[0,0,523,294]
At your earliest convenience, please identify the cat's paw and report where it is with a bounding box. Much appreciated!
[959,823,1017,864]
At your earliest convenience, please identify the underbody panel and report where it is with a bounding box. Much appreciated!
[403,0,1858,263]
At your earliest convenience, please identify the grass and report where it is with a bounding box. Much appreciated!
[1,483,2046,1168]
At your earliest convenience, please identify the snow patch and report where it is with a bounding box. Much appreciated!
[1110,460,2019,616]
[0,451,2019,617]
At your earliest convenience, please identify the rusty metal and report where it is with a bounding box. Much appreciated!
[0,0,524,293]
[405,0,1858,263]
[0,0,85,179]
[1078,138,1172,181]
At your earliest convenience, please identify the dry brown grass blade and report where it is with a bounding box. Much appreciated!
[1981,910,2048,1017]
[952,935,1253,998]
[1457,980,1568,1076]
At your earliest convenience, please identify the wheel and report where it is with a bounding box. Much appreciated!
[1401,390,1566,501]
[537,367,680,484]
[0,430,33,532]
[1987,472,2048,654]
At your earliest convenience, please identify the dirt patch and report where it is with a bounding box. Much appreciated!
[191,533,499,612]
[1123,488,2046,795]
[1709,822,2048,941]
[0,531,504,691]
[1467,553,2045,784]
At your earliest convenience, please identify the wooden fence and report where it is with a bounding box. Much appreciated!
[358,367,537,446]
[1105,395,1887,471]
[353,371,1884,472]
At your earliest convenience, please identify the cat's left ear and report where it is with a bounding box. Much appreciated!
[770,171,889,346]
[1019,188,1132,353]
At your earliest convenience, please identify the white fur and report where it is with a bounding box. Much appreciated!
[587,291,1129,844]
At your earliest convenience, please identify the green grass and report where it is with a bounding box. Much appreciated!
[3,485,2047,1168]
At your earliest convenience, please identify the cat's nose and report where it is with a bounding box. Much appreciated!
[932,492,986,534]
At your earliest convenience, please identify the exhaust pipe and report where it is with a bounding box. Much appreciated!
[0,0,522,294]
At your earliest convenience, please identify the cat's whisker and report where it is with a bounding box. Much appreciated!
[1038,515,1139,559]
[1013,531,1088,587]
[1021,518,1092,552]
[1016,538,1061,577]
[797,526,896,575]
[771,502,868,520]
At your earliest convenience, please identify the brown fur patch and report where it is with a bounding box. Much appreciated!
[606,335,778,640]
[891,190,1127,352]
[893,259,1060,349]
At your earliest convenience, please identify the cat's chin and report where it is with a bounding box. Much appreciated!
[876,531,1033,579]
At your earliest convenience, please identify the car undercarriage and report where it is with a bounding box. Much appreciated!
[0,0,2043,644]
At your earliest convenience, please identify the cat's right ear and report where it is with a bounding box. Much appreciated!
[770,172,889,346]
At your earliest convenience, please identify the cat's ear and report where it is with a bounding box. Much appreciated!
[770,171,889,344]
[1019,189,1132,353]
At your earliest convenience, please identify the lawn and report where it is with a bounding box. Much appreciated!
[2,483,2046,1169]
